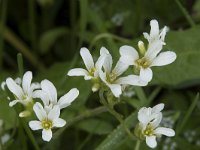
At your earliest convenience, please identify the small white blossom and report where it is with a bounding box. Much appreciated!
[136,103,175,148]
[29,102,66,142]
[99,47,147,97]
[67,47,106,81]
[5,71,40,117]
[120,19,176,82]
[33,79,79,112]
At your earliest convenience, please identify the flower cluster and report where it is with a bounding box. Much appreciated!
[135,104,175,148]
[1,19,177,147]
[67,19,176,148]
[2,72,79,141]
[68,19,176,97]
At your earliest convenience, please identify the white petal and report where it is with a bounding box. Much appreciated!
[58,88,79,109]
[160,26,169,42]
[154,127,175,137]
[30,82,41,91]
[67,68,89,77]
[100,47,110,56]
[41,80,57,104]
[48,105,60,120]
[42,129,52,142]
[146,136,157,148]
[22,71,33,95]
[80,47,94,70]
[152,103,164,113]
[103,54,113,74]
[115,75,148,86]
[6,78,24,99]
[151,51,176,67]
[119,45,139,64]
[29,121,42,130]
[99,70,107,84]
[119,56,136,66]
[140,68,153,82]
[145,40,163,60]
[53,118,66,127]
[150,19,159,38]
[138,107,150,125]
[151,113,163,128]
[112,61,129,76]
[15,77,21,85]
[95,54,106,73]
[143,32,150,41]
[33,102,47,121]
[19,110,31,117]
[108,84,122,98]
[84,75,92,80]
[1,81,6,90]
[32,90,50,106]
[9,100,22,107]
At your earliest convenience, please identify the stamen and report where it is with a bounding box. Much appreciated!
[42,119,53,130]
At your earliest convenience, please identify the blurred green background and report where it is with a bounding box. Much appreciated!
[1,0,200,149]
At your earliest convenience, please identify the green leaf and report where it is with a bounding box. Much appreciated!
[95,112,137,150]
[151,25,200,87]
[39,27,69,54]
[76,118,113,135]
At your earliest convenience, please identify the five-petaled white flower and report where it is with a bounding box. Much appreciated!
[99,47,147,97]
[137,103,175,148]
[67,47,106,81]
[5,71,40,117]
[120,19,176,82]
[33,79,79,112]
[29,102,66,142]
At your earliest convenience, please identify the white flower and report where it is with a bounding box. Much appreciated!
[5,71,40,117]
[67,47,106,80]
[29,102,66,142]
[33,79,79,112]
[120,20,176,82]
[143,19,169,45]
[99,47,147,97]
[137,103,175,148]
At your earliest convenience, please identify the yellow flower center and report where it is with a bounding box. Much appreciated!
[135,57,150,69]
[42,119,53,130]
[143,124,154,136]
[89,68,96,76]
[107,72,117,83]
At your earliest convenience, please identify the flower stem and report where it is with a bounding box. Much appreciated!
[20,119,40,150]
[134,140,141,150]
[99,90,135,140]
[17,53,24,78]
[0,0,8,69]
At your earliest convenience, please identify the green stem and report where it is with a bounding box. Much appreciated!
[20,119,40,150]
[3,27,44,70]
[175,0,195,27]
[0,0,8,69]
[99,90,135,140]
[134,87,147,105]
[53,106,107,139]
[89,33,131,50]
[134,140,141,150]
[17,53,24,77]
